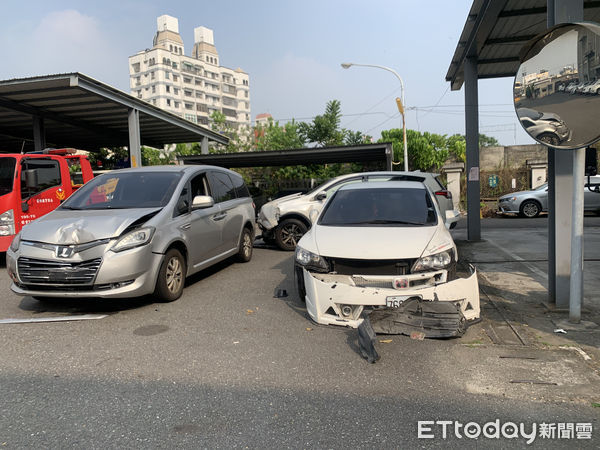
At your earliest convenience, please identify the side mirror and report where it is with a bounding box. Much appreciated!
[191,195,214,210]
[315,191,327,201]
[23,169,38,189]
[309,209,319,224]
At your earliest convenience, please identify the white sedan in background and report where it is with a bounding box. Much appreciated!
[294,181,480,338]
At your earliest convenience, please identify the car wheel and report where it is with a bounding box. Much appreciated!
[236,227,253,263]
[275,218,307,251]
[519,200,541,218]
[538,133,559,146]
[154,248,186,302]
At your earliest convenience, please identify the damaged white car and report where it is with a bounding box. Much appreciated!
[258,171,460,251]
[294,181,480,338]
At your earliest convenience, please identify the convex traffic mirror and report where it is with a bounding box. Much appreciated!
[514,22,600,150]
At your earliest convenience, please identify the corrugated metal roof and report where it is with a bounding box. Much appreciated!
[0,72,228,152]
[178,143,393,169]
[446,0,600,89]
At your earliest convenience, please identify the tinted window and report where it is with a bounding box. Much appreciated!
[21,158,61,199]
[209,171,236,203]
[319,187,437,226]
[190,173,209,198]
[61,171,182,210]
[174,186,190,217]
[0,157,16,196]
[231,173,250,198]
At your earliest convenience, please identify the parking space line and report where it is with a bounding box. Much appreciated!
[485,237,549,281]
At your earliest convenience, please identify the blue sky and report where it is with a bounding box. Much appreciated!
[0,0,534,145]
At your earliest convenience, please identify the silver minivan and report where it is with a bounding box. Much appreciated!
[7,165,255,302]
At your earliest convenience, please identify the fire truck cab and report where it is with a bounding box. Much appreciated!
[0,148,94,251]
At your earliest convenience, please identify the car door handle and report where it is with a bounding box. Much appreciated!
[212,213,227,221]
[180,223,191,230]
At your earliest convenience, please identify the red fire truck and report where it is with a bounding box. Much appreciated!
[0,148,94,251]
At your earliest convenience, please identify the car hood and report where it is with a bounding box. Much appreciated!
[312,224,443,259]
[20,208,162,244]
[499,190,538,200]
[267,192,308,210]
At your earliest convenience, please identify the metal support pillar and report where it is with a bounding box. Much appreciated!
[128,108,142,168]
[32,116,46,152]
[570,149,585,321]
[201,136,209,155]
[464,56,480,241]
[547,0,583,308]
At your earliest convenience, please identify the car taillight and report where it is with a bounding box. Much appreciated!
[435,190,452,200]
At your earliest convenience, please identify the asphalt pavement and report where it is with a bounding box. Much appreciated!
[0,217,599,448]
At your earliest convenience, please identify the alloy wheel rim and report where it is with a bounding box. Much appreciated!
[243,232,252,257]
[166,257,183,293]
[281,224,301,246]
[523,203,538,217]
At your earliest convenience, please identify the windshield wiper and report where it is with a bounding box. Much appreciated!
[59,205,82,210]
[350,219,426,225]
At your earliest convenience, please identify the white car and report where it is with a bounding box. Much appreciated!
[294,181,480,336]
[258,171,460,251]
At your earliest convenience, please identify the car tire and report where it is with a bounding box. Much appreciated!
[519,200,541,218]
[236,227,253,263]
[154,248,186,302]
[275,218,307,251]
[538,133,559,146]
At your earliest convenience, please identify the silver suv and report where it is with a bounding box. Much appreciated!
[7,165,255,302]
[258,171,460,251]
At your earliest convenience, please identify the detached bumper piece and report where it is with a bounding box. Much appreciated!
[369,298,467,338]
[357,299,467,364]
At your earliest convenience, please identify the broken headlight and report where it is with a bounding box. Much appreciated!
[111,227,155,252]
[295,246,329,272]
[412,250,452,272]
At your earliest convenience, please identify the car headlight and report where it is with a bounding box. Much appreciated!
[111,227,155,252]
[412,250,452,272]
[274,207,281,221]
[9,231,21,252]
[295,246,329,272]
[0,209,15,236]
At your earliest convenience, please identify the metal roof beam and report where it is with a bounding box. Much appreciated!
[0,95,130,146]
[485,34,537,45]
[73,75,228,145]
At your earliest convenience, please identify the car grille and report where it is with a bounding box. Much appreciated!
[325,257,415,276]
[17,257,102,286]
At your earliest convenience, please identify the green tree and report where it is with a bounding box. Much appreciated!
[254,118,306,151]
[298,99,346,147]
[379,129,449,171]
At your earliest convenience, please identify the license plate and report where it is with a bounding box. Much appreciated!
[385,296,411,308]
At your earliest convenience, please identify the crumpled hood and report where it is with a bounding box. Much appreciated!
[262,192,306,213]
[312,225,445,259]
[20,208,161,244]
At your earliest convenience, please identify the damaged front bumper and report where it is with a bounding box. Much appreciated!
[297,264,480,334]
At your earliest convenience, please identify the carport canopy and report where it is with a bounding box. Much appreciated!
[178,143,393,170]
[0,72,228,154]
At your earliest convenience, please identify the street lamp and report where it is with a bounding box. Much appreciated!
[341,62,408,171]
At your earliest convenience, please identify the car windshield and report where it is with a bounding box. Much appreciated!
[60,171,182,210]
[0,157,16,196]
[319,187,437,226]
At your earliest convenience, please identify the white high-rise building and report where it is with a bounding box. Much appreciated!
[129,15,251,130]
